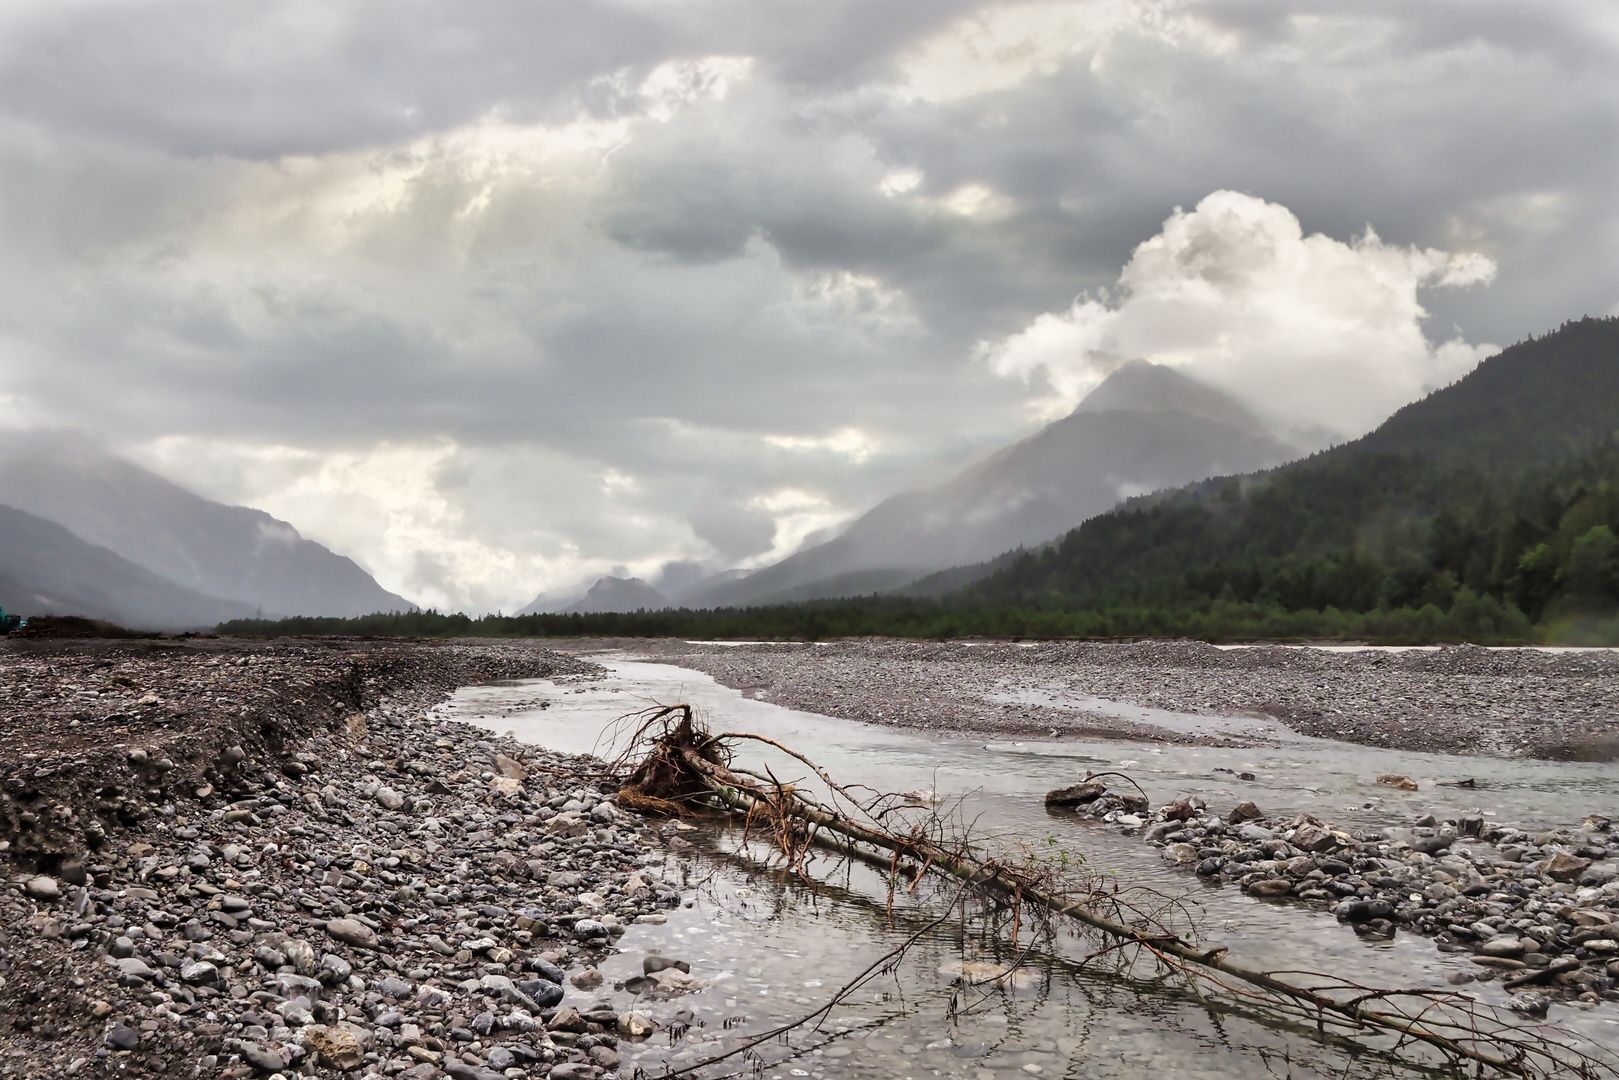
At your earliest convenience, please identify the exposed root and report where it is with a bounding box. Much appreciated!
[616,786,689,816]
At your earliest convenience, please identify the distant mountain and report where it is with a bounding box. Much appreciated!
[0,433,412,618]
[0,504,254,628]
[561,576,671,614]
[961,316,1619,623]
[684,361,1297,607]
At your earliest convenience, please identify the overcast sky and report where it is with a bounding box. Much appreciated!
[2,0,1616,611]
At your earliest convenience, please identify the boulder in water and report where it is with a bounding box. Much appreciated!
[1045,781,1107,807]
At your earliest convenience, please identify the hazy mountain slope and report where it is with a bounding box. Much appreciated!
[0,504,255,628]
[686,361,1297,607]
[562,576,671,613]
[0,433,412,617]
[961,316,1619,619]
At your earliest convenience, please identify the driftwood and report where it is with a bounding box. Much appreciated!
[618,705,1618,1080]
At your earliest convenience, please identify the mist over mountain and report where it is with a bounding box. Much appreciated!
[0,433,412,618]
[0,504,254,628]
[683,362,1298,607]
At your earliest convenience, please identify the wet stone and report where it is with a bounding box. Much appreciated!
[378,975,414,999]
[324,917,378,949]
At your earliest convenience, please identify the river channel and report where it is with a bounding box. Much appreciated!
[445,657,1619,1079]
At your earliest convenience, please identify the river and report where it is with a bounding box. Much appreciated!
[445,657,1619,1079]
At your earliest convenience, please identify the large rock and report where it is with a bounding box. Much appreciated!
[275,973,324,999]
[324,918,379,949]
[547,1006,587,1033]
[643,956,691,975]
[480,973,541,1012]
[1542,852,1592,882]
[114,957,153,980]
[517,978,564,1008]
[1245,878,1292,897]
[1289,823,1337,854]
[1162,843,1199,864]
[282,938,317,975]
[179,960,218,984]
[1227,801,1262,824]
[23,876,62,901]
[547,1065,599,1080]
[239,1042,292,1072]
[445,1063,506,1080]
[375,786,405,811]
[304,1024,364,1068]
[1164,796,1204,821]
[1045,781,1107,807]
[1479,937,1527,958]
[1334,899,1393,923]
[493,754,528,779]
[650,967,707,991]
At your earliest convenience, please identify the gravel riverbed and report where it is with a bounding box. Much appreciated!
[610,638,1619,759]
[1052,780,1619,1012]
[0,637,703,1080]
[8,633,1619,1079]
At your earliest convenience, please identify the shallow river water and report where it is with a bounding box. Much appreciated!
[445,658,1619,1079]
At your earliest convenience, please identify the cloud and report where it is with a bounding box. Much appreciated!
[764,427,879,463]
[981,190,1499,443]
[0,1,1616,610]
[688,497,779,562]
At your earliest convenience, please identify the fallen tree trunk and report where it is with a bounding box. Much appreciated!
[619,705,1616,1080]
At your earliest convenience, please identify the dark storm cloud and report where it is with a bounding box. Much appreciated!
[0,1,976,156]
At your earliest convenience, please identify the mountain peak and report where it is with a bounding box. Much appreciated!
[680,361,1298,607]
[1074,360,1263,431]
[563,576,671,614]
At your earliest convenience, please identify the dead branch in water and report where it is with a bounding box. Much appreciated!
[616,704,1618,1080]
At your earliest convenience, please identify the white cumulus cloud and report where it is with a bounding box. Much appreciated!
[982,190,1499,444]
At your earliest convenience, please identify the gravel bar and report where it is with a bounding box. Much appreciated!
[0,637,698,1080]
[609,638,1619,759]
[1052,782,1619,1014]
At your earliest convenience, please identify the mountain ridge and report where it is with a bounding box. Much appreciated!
[0,503,256,628]
[0,432,413,618]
